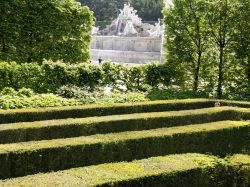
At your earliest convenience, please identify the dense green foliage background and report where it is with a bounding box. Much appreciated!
[0,0,94,64]
[164,0,250,99]
[0,61,174,93]
[78,0,164,21]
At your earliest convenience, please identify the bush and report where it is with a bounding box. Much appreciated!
[126,65,146,91]
[0,99,217,124]
[2,154,248,187]
[147,89,209,100]
[144,62,173,87]
[0,61,19,90]
[1,87,17,96]
[0,120,249,179]
[0,107,249,144]
[99,92,147,104]
[0,93,78,110]
[0,61,177,94]
[76,63,104,88]
[1,154,249,187]
[101,61,128,86]
[17,88,34,97]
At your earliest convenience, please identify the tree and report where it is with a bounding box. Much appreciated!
[233,0,250,87]
[164,0,209,91]
[0,0,94,64]
[206,0,237,98]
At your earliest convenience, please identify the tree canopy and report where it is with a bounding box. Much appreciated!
[0,0,94,64]
[164,0,250,99]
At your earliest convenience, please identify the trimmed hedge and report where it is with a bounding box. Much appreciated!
[0,120,249,179]
[0,99,217,124]
[0,107,249,144]
[0,99,249,124]
[0,154,249,187]
[221,100,250,108]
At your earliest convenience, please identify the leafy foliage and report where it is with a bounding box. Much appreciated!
[0,0,94,63]
[163,0,250,99]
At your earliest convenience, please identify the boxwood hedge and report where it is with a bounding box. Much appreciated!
[0,99,249,124]
[0,120,249,179]
[0,107,249,144]
[0,154,249,187]
[0,99,217,124]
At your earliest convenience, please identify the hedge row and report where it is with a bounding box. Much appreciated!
[0,120,249,179]
[0,61,175,92]
[0,107,249,144]
[0,154,249,187]
[0,99,249,125]
[0,99,217,124]
[221,100,250,108]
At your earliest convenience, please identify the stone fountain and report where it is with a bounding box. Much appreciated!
[90,3,163,64]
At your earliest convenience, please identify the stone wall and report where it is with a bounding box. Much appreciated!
[91,36,162,63]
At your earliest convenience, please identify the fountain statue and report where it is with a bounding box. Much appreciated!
[93,3,163,38]
[90,3,163,64]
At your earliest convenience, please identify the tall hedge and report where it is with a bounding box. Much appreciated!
[0,0,94,64]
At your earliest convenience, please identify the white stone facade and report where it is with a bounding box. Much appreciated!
[90,36,162,63]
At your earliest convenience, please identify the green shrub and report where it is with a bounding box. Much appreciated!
[1,154,249,187]
[144,62,172,87]
[0,62,19,90]
[101,61,128,86]
[16,63,43,92]
[17,88,34,97]
[0,93,78,110]
[0,107,249,144]
[56,85,89,99]
[126,65,145,91]
[41,60,72,92]
[0,99,217,124]
[0,121,249,179]
[99,92,147,104]
[1,87,17,96]
[76,63,104,88]
[147,89,209,100]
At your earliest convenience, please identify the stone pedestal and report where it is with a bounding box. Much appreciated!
[91,36,162,64]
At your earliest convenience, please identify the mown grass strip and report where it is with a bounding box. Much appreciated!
[0,99,217,124]
[0,107,249,144]
[0,120,249,179]
[0,154,249,187]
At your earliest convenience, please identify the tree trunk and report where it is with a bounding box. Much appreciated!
[248,56,250,86]
[1,35,6,53]
[194,51,202,92]
[217,46,224,99]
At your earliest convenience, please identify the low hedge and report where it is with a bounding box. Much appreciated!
[0,107,249,144]
[0,99,249,124]
[0,154,249,187]
[221,100,250,108]
[0,99,216,124]
[0,120,249,179]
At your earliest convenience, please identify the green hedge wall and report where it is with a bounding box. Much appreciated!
[0,107,249,144]
[0,99,216,124]
[0,121,249,179]
[0,154,249,187]
[0,61,175,93]
[0,99,249,125]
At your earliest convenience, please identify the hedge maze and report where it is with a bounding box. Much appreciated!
[0,99,249,186]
